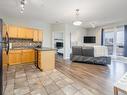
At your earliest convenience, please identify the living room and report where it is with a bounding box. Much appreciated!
[1,0,127,95]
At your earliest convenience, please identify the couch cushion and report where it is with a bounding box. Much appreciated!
[94,46,108,57]
[72,46,82,55]
[82,47,94,57]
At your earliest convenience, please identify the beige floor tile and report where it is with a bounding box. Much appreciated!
[80,88,94,95]
[74,91,85,95]
[5,63,86,95]
[23,92,32,95]
[64,78,74,84]
[29,83,43,91]
[28,78,41,85]
[27,74,37,80]
[49,73,62,82]
[7,73,15,80]
[15,77,27,83]
[45,82,59,94]
[56,79,70,88]
[4,84,14,95]
[62,85,78,95]
[7,79,14,85]
[39,76,50,82]
[15,81,28,89]
[14,87,30,95]
[42,78,53,86]
[31,88,48,95]
[49,89,66,95]
[71,82,84,90]
[15,73,26,78]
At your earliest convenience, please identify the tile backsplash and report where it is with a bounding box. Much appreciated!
[9,38,42,48]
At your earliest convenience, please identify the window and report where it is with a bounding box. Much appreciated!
[103,26,124,56]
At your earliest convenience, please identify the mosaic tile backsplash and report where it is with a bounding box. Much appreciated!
[9,38,42,48]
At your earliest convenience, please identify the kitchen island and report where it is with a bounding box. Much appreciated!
[35,48,56,71]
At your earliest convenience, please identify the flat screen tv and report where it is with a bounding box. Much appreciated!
[84,36,96,43]
[56,42,63,48]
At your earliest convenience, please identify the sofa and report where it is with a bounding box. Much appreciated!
[70,46,111,65]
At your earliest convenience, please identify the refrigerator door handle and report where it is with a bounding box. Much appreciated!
[5,32,9,55]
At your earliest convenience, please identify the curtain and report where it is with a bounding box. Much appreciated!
[124,25,127,57]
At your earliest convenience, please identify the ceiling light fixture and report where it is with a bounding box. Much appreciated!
[20,0,27,13]
[73,9,82,26]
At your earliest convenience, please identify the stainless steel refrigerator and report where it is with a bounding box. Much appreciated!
[0,19,9,95]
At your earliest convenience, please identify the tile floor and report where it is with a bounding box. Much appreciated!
[4,63,92,95]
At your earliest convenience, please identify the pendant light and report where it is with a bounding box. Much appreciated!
[73,9,82,26]
[20,0,27,13]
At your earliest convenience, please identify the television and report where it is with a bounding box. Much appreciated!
[83,36,96,43]
[56,42,63,48]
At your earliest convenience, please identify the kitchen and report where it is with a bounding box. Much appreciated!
[0,19,56,94]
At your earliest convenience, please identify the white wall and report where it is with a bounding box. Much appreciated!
[3,18,52,47]
[64,24,87,59]
[51,24,65,48]
[51,24,87,59]
[86,27,102,45]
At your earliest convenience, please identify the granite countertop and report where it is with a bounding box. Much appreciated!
[35,47,56,51]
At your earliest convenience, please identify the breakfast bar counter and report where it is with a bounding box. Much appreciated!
[35,48,56,71]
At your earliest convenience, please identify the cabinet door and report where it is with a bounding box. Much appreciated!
[2,51,8,65]
[26,28,33,39]
[33,30,39,42]
[38,31,43,42]
[9,50,22,65]
[2,24,7,38]
[8,25,18,38]
[18,27,26,38]
[22,49,35,63]
[39,51,55,71]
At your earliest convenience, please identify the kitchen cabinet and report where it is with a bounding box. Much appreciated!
[37,50,55,71]
[8,49,35,65]
[2,51,8,65]
[18,27,33,39]
[5,24,43,40]
[9,50,22,65]
[7,25,18,38]
[38,31,43,42]
[33,29,39,42]
[17,27,26,38]
[33,30,43,42]
[22,49,35,63]
[26,28,33,39]
[2,24,7,38]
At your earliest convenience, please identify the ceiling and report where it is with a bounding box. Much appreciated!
[0,0,127,28]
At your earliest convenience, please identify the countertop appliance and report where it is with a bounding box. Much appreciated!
[0,19,9,95]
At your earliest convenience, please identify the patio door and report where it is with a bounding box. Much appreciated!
[103,26,124,57]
